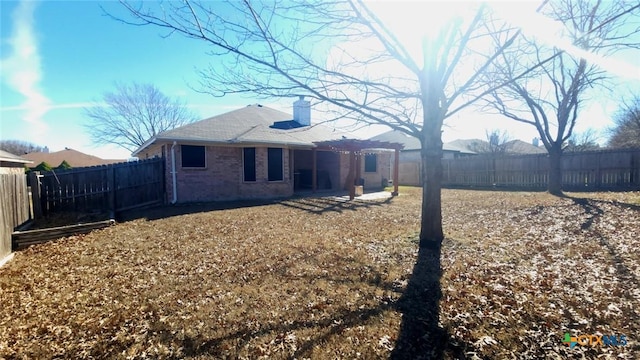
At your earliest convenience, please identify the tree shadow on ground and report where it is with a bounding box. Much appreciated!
[136,235,469,359]
[566,196,640,326]
[146,252,401,358]
[118,198,280,222]
[390,242,467,360]
[278,195,392,214]
[157,302,397,359]
[119,191,392,221]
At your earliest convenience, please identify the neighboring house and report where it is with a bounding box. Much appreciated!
[133,98,399,203]
[502,139,547,154]
[0,150,32,174]
[370,130,476,186]
[370,131,546,186]
[23,148,125,169]
[446,139,546,155]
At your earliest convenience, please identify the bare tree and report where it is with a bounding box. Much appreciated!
[566,128,601,151]
[0,140,46,155]
[486,129,511,154]
[114,0,527,249]
[483,0,640,195]
[608,96,640,148]
[463,129,511,154]
[84,83,197,152]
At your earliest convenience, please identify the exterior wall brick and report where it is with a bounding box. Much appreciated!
[337,151,392,191]
[166,144,293,203]
[361,150,391,190]
[143,142,392,202]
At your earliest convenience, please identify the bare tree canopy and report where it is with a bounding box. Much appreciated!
[566,128,601,151]
[108,1,640,356]
[608,96,640,148]
[482,0,640,194]
[84,82,197,152]
[0,140,46,155]
[114,0,528,248]
[486,129,512,154]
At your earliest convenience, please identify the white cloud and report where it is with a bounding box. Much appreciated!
[0,0,50,141]
[0,102,100,112]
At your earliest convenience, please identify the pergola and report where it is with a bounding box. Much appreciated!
[313,139,404,200]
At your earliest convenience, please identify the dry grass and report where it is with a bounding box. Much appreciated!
[1,188,638,359]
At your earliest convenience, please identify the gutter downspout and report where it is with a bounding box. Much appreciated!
[171,141,178,204]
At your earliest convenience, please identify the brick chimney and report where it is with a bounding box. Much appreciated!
[293,95,310,126]
[532,137,539,147]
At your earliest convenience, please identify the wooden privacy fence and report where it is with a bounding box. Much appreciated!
[31,157,165,218]
[442,148,640,191]
[1,173,30,259]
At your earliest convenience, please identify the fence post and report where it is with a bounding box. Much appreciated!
[595,152,602,190]
[29,171,43,220]
[631,150,638,187]
[108,166,116,219]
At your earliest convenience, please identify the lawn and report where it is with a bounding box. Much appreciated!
[1,188,638,359]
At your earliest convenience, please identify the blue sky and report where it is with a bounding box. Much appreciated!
[1,1,639,159]
[0,0,255,159]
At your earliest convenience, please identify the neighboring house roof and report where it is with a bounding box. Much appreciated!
[503,139,547,154]
[370,130,475,153]
[370,131,547,155]
[445,139,489,153]
[445,138,546,154]
[23,148,125,168]
[0,149,32,164]
[133,104,354,155]
[442,141,478,154]
[370,130,421,150]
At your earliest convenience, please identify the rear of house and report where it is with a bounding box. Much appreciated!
[134,99,394,203]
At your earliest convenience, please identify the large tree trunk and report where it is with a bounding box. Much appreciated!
[419,128,444,250]
[547,146,563,195]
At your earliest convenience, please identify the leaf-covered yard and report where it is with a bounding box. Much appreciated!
[1,188,638,359]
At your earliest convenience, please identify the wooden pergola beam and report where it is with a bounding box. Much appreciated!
[392,148,399,196]
[312,148,317,192]
[348,151,356,200]
[313,138,404,200]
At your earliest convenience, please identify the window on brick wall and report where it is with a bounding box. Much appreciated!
[268,148,283,181]
[243,147,256,182]
[364,153,377,173]
[181,145,206,168]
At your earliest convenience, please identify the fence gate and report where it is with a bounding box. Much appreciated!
[1,173,30,259]
[31,157,165,218]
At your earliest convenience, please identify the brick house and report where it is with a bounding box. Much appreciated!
[133,98,400,203]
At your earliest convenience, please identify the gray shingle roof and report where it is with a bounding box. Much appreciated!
[370,130,546,155]
[0,150,32,164]
[370,130,475,153]
[503,140,547,154]
[134,104,354,155]
[370,130,421,150]
[446,138,546,154]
